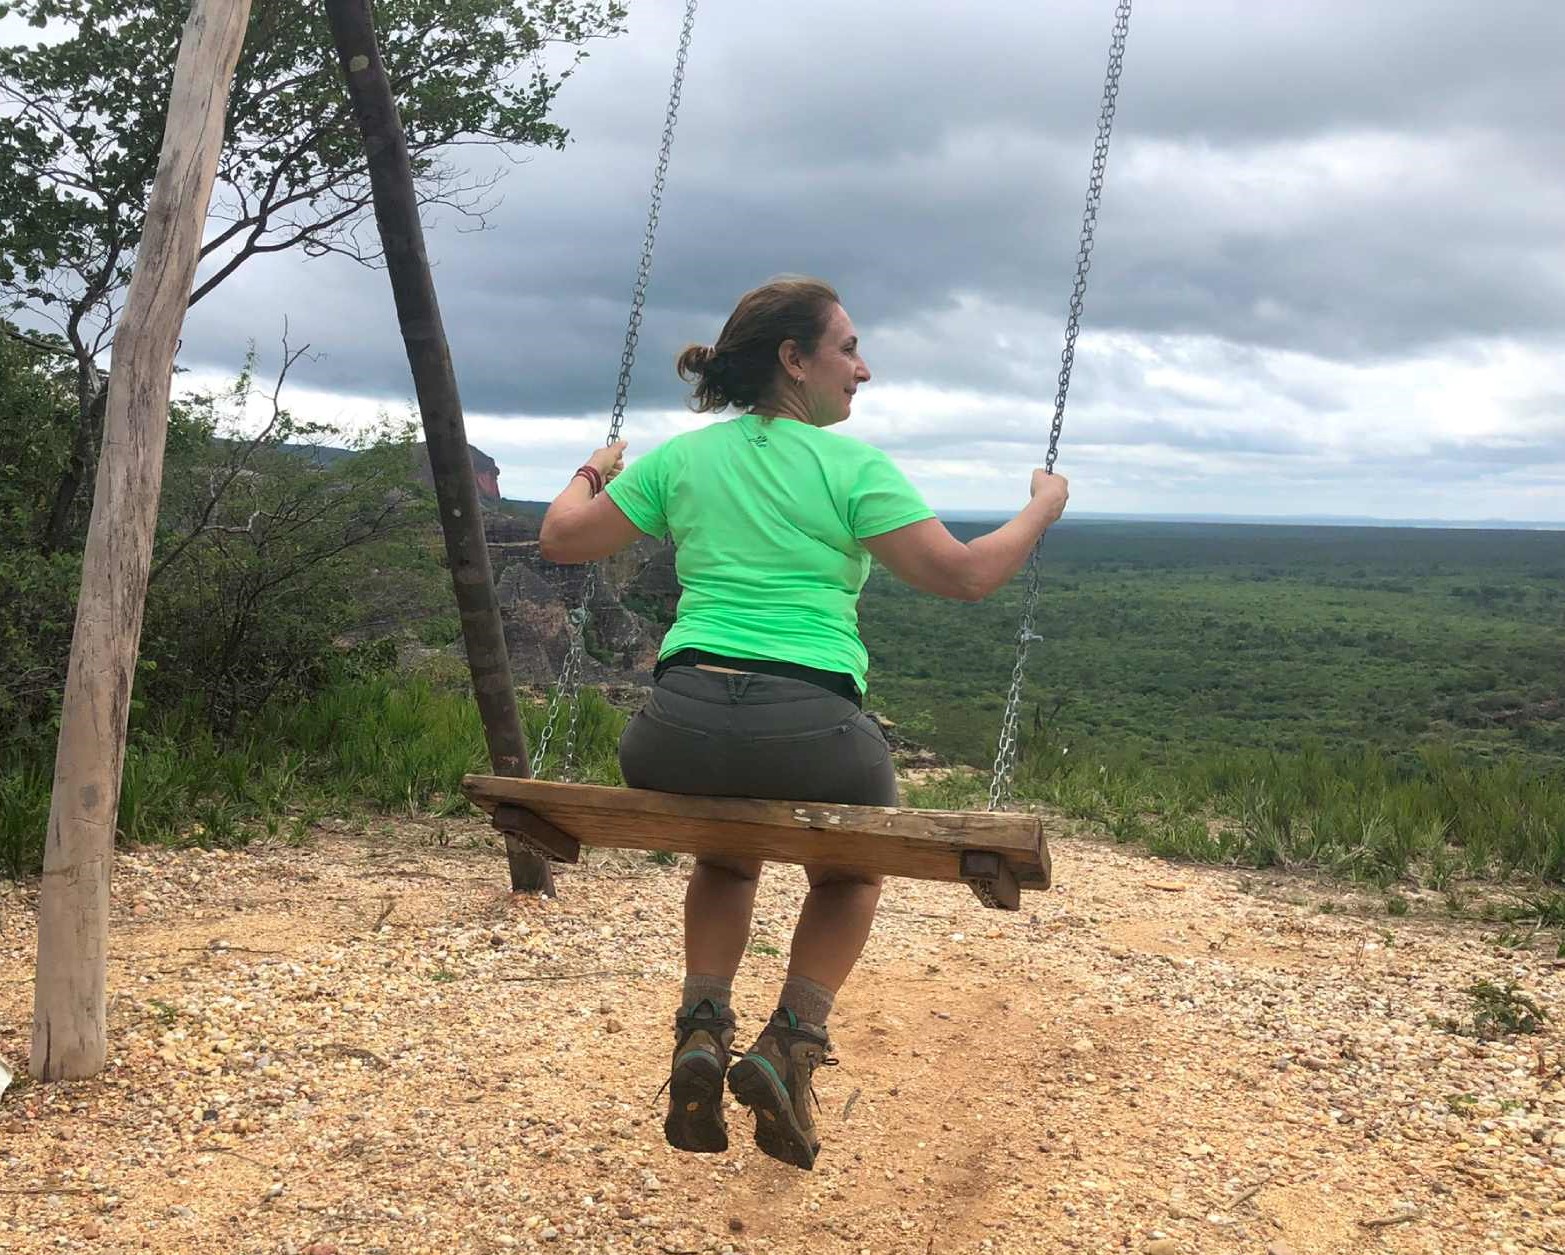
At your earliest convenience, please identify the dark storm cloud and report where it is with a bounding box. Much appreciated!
[175,0,1565,429]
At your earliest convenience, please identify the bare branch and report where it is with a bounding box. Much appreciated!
[0,325,73,357]
[148,333,313,586]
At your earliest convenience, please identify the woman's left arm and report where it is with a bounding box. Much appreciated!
[539,440,648,563]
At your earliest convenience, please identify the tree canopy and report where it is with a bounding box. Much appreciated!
[1,0,626,351]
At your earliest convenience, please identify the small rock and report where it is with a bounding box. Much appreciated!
[728,1217,746,1234]
[1267,1243,1298,1255]
[1299,1055,1330,1071]
[605,1018,624,1034]
[540,1227,559,1242]
[1144,1241,1179,1255]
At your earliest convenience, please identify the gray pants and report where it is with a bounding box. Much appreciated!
[619,666,899,806]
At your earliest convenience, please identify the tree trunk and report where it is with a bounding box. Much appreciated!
[40,373,107,555]
[323,0,552,896]
[30,0,254,1082]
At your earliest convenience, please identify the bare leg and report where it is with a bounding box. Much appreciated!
[684,854,764,983]
[726,865,883,1169]
[786,866,884,993]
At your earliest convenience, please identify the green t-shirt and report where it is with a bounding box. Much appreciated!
[605,412,935,694]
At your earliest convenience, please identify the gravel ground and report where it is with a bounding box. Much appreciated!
[1,812,1561,1255]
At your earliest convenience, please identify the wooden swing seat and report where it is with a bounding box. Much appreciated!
[461,775,1052,910]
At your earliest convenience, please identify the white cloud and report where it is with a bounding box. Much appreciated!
[178,321,1565,522]
[19,0,1561,523]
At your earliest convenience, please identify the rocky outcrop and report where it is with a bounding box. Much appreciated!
[486,521,677,687]
[470,449,501,502]
[411,443,501,503]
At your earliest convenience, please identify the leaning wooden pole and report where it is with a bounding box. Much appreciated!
[323,0,552,896]
[30,0,253,1081]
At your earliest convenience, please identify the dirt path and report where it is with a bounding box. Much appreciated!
[2,815,1562,1255]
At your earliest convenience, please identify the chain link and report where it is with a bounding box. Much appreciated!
[536,0,699,782]
[607,0,698,445]
[989,0,1132,813]
[559,607,590,781]
[530,612,582,778]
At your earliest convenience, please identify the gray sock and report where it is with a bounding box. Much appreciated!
[681,973,733,1014]
[778,975,835,1028]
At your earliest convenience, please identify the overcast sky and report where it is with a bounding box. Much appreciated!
[15,1,1565,521]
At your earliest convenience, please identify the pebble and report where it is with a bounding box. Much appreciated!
[1144,1240,1179,1255]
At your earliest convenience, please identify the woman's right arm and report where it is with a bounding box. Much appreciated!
[862,470,1069,602]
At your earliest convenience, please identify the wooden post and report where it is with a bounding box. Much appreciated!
[30,0,253,1082]
[323,0,552,896]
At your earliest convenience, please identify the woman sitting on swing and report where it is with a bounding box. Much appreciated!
[540,277,1069,1170]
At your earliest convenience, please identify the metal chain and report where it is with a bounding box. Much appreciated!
[558,607,589,780]
[607,0,698,445]
[529,605,584,778]
[988,0,1133,813]
[536,0,699,781]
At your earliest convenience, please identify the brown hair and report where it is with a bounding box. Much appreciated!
[676,277,840,413]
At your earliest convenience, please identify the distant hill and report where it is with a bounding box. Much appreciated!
[943,509,1565,532]
[497,497,550,519]
[273,440,502,503]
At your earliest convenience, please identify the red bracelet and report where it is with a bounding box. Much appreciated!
[573,465,604,496]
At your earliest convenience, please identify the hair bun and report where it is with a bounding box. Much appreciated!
[676,343,719,380]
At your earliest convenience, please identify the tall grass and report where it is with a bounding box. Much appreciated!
[0,758,51,880]
[0,675,628,877]
[7,671,1559,891]
[942,728,1565,887]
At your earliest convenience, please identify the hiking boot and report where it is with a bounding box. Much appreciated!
[727,1007,837,1170]
[663,998,736,1153]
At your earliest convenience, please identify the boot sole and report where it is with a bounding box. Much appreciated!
[664,1051,728,1153]
[727,1055,818,1170]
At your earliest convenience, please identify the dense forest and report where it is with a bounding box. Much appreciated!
[862,519,1565,772]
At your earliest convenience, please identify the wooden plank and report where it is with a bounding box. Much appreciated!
[29,0,254,1083]
[493,804,580,864]
[462,776,1049,887]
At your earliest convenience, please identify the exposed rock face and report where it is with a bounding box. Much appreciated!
[411,443,501,503]
[486,519,679,687]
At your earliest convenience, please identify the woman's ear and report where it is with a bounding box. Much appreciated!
[776,338,803,378]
